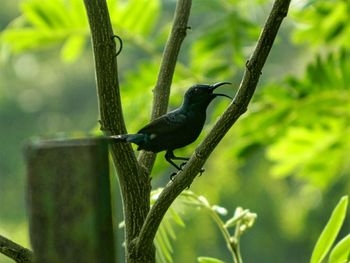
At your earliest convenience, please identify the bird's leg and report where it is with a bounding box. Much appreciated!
[165,150,183,171]
[166,150,190,180]
[171,155,190,161]
[165,150,205,179]
[170,152,190,170]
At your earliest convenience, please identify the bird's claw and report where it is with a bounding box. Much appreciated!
[170,172,177,181]
[170,165,204,181]
[180,162,205,174]
[180,162,187,169]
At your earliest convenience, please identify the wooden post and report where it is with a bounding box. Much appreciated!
[25,138,116,263]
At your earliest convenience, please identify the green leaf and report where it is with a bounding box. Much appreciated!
[267,123,347,188]
[60,35,85,63]
[1,29,64,52]
[0,0,88,62]
[152,188,186,263]
[110,0,160,36]
[329,234,350,263]
[197,257,225,263]
[259,50,350,189]
[310,196,348,263]
[292,1,350,49]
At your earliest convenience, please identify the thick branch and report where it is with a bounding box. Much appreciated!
[0,235,33,263]
[137,0,192,173]
[137,0,292,252]
[83,1,150,261]
[83,0,126,136]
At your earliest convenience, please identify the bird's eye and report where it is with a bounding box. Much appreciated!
[194,88,198,92]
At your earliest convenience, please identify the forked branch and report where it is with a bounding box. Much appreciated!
[136,0,292,253]
[83,1,146,261]
[137,0,192,173]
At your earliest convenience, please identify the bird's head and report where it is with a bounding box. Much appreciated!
[183,81,232,109]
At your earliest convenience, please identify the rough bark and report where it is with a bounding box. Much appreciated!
[0,235,33,263]
[83,1,151,262]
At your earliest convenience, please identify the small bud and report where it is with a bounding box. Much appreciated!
[198,195,210,207]
[230,236,237,246]
[212,205,228,215]
[239,224,247,233]
[234,207,244,218]
[246,213,258,228]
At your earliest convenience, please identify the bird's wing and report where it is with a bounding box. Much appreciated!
[138,111,187,134]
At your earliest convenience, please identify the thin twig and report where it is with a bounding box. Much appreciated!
[136,0,292,252]
[137,0,192,174]
[0,234,34,263]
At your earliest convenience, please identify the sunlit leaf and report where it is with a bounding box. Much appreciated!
[292,1,350,50]
[1,0,161,62]
[310,196,348,263]
[245,50,350,188]
[329,234,350,263]
[190,1,260,79]
[197,256,225,263]
[61,35,85,63]
[110,0,160,36]
[267,124,347,188]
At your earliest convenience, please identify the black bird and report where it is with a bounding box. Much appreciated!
[112,81,232,175]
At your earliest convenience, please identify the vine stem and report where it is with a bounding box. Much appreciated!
[184,191,245,263]
[208,208,241,263]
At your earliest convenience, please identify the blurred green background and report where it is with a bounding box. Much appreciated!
[0,0,349,262]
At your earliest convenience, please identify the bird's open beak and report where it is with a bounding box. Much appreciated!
[210,81,233,99]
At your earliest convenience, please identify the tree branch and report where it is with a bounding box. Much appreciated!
[136,0,292,252]
[0,234,33,263]
[137,0,192,174]
[83,1,150,261]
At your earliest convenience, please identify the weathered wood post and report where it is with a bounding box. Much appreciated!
[24,138,116,263]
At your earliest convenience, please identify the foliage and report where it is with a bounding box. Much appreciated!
[197,257,225,263]
[152,189,256,263]
[235,50,350,188]
[151,189,186,263]
[1,0,88,62]
[0,0,160,62]
[0,0,350,262]
[310,196,349,263]
[292,0,350,50]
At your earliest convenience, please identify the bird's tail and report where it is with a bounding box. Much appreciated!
[110,134,145,145]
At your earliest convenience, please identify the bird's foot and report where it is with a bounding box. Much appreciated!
[170,172,178,181]
[170,164,204,181]
[180,162,205,176]
[180,162,187,170]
